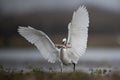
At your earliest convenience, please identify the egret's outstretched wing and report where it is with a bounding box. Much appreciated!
[18,26,59,63]
[67,6,89,63]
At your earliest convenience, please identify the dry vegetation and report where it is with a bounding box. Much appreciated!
[0,66,120,80]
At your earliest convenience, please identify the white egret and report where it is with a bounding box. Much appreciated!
[18,6,89,72]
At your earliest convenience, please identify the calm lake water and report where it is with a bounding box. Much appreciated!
[0,48,120,73]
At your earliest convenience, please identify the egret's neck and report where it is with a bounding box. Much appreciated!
[60,47,66,63]
[60,48,64,58]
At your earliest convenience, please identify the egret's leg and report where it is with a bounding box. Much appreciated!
[73,63,76,72]
[60,63,63,72]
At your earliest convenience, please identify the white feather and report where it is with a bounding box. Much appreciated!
[17,6,89,67]
[18,26,59,63]
[66,6,89,64]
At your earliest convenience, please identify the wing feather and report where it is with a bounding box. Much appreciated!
[18,26,59,63]
[67,6,89,63]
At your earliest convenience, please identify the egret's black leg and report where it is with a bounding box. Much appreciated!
[73,63,76,72]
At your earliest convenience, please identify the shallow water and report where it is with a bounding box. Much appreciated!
[0,48,120,73]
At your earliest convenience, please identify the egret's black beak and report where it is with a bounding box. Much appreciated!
[62,42,65,44]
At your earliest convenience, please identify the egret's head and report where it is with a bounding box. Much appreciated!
[62,38,67,45]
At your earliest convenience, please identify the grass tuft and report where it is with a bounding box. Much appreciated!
[0,65,120,80]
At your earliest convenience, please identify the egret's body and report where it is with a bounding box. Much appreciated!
[18,6,89,72]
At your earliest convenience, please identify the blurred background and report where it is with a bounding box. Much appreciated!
[0,0,120,72]
[0,0,120,47]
